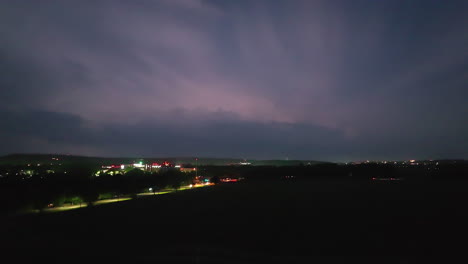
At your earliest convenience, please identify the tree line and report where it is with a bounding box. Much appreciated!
[0,166,197,214]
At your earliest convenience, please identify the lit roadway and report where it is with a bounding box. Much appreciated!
[32,183,213,214]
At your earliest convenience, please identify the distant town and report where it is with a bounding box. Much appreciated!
[1,154,467,182]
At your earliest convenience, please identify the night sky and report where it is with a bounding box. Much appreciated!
[1,0,467,162]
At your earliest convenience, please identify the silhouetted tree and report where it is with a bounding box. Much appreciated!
[210,175,220,184]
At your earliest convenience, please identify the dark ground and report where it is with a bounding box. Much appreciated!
[1,178,468,263]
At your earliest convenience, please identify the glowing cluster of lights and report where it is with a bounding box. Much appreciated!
[221,178,239,182]
[133,163,145,168]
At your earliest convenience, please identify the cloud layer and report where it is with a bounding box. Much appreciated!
[1,0,467,161]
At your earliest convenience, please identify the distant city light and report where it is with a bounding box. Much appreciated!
[133,163,144,168]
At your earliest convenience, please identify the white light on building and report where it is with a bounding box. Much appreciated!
[133,163,144,168]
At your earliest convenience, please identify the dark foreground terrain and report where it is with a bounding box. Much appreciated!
[2,178,468,263]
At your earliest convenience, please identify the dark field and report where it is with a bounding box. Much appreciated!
[2,178,468,263]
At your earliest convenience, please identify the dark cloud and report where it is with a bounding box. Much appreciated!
[1,108,466,162]
[0,108,346,160]
[0,0,467,161]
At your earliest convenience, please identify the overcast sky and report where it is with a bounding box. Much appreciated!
[1,0,467,162]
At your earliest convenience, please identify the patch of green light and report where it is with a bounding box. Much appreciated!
[44,204,84,212]
[94,198,131,205]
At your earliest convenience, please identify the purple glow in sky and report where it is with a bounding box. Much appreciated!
[1,0,467,161]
